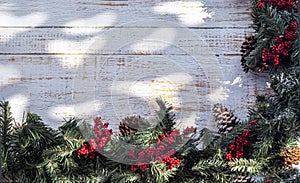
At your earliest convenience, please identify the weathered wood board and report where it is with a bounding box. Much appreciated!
[0,0,271,130]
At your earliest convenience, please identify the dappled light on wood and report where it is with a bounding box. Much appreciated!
[130,28,176,52]
[0,64,21,86]
[64,12,117,34]
[0,12,47,26]
[153,1,212,26]
[7,94,28,123]
[49,100,103,121]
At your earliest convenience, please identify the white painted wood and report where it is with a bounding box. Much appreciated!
[0,0,250,27]
[0,53,270,129]
[0,28,254,54]
[0,0,270,130]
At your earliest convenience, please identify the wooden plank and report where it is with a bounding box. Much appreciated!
[0,28,254,54]
[0,54,270,128]
[0,0,251,28]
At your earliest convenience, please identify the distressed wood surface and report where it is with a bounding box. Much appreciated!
[0,0,271,130]
[0,0,250,27]
[0,28,253,54]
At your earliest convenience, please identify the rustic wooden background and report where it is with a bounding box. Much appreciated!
[0,0,271,130]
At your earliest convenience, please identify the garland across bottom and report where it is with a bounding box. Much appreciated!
[0,0,299,182]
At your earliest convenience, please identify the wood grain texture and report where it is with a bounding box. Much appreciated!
[0,28,254,54]
[0,0,250,27]
[0,0,270,130]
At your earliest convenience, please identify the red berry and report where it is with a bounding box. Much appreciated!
[131,165,138,171]
[228,142,235,151]
[226,153,233,161]
[104,122,109,128]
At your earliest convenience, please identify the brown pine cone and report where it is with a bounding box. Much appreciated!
[212,104,239,133]
[240,35,268,73]
[119,116,150,136]
[281,146,300,168]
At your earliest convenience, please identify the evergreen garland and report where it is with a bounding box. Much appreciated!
[1,0,300,182]
[242,0,298,72]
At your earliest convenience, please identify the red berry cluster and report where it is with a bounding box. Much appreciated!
[89,117,113,152]
[161,156,182,169]
[129,128,194,172]
[226,130,250,161]
[77,142,95,155]
[156,129,181,144]
[77,142,96,159]
[130,163,149,172]
[130,148,180,172]
[256,0,298,12]
[262,20,298,66]
[77,117,113,159]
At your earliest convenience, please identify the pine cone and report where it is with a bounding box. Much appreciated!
[119,116,150,136]
[240,35,268,73]
[233,176,254,183]
[213,104,239,133]
[281,146,300,168]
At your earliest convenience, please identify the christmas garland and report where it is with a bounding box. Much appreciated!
[1,0,299,182]
[241,0,298,73]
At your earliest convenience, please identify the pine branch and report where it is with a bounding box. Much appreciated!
[229,158,262,175]
[59,118,86,149]
[191,153,233,182]
[155,98,176,132]
[5,112,62,182]
[110,170,140,183]
[0,100,15,178]
[271,70,300,99]
[258,6,288,36]
[250,0,262,32]
[148,162,177,183]
[122,98,176,147]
